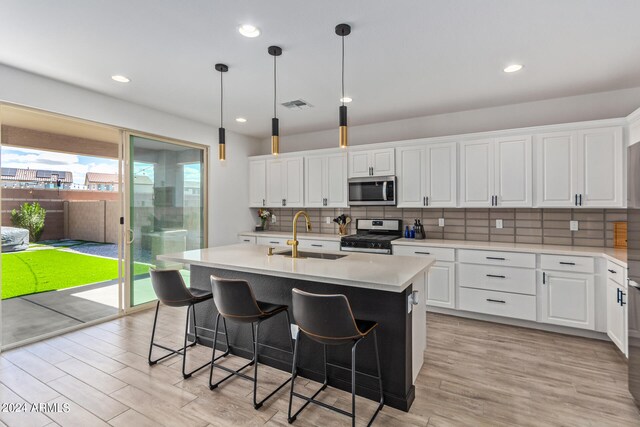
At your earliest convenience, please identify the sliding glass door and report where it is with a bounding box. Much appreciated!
[126,134,207,307]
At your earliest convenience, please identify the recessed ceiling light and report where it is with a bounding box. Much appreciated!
[235,117,247,123]
[111,75,130,83]
[238,24,260,38]
[340,97,352,103]
[503,64,523,73]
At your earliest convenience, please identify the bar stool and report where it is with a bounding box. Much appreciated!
[147,269,213,379]
[288,288,384,427]
[209,276,294,409]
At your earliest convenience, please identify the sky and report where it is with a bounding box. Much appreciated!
[1,146,118,186]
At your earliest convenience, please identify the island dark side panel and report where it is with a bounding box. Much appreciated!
[189,265,415,411]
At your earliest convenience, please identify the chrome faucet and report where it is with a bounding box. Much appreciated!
[287,210,312,258]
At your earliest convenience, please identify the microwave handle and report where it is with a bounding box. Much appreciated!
[382,181,388,201]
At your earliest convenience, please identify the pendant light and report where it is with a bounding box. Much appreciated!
[335,23,351,149]
[215,63,228,161]
[268,46,282,155]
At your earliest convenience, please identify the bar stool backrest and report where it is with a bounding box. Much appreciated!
[292,288,362,345]
[210,276,263,320]
[149,269,193,307]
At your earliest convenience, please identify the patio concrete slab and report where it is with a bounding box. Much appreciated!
[2,298,82,346]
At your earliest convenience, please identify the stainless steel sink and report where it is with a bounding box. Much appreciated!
[276,250,347,260]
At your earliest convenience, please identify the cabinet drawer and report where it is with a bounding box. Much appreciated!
[458,287,536,321]
[393,245,455,262]
[298,239,340,251]
[256,236,288,247]
[458,264,536,295]
[606,260,625,286]
[238,235,257,244]
[458,249,535,268]
[540,254,594,273]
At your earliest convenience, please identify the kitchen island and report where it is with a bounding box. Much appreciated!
[158,244,434,411]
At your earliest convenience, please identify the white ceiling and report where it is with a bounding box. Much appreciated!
[2,0,640,139]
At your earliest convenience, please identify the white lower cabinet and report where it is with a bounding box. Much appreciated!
[458,287,537,321]
[427,262,455,309]
[606,279,627,355]
[539,269,595,330]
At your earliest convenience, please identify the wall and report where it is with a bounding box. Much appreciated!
[258,86,640,154]
[265,207,627,248]
[0,64,260,246]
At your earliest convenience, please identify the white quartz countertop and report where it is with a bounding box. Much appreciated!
[392,238,627,266]
[239,231,342,242]
[158,244,434,293]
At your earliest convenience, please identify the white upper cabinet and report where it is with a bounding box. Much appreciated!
[535,126,623,208]
[494,135,532,207]
[460,137,531,207]
[578,127,624,207]
[265,157,304,207]
[348,148,395,178]
[305,153,347,207]
[535,131,578,207]
[459,139,495,207]
[249,159,266,208]
[397,142,456,208]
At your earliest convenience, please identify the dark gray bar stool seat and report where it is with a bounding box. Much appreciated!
[209,276,294,409]
[147,269,213,379]
[288,288,384,426]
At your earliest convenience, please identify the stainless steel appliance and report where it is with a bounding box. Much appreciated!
[348,176,396,206]
[340,218,402,254]
[628,142,640,407]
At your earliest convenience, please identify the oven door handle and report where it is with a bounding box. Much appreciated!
[382,181,388,201]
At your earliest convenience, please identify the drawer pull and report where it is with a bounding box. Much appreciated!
[269,241,280,244]
[243,239,251,242]
[486,256,506,261]
[310,244,323,247]
[415,251,431,255]
[559,261,576,265]
[486,274,506,279]
[608,269,617,274]
[486,298,506,304]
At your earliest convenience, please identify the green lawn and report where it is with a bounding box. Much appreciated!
[2,249,151,299]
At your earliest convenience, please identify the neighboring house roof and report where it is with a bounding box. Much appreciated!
[1,167,73,183]
[85,172,118,185]
[134,175,153,185]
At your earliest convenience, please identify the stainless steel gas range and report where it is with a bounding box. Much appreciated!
[340,219,402,255]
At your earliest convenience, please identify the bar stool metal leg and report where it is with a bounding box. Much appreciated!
[287,335,329,424]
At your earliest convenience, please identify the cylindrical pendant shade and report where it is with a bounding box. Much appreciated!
[339,105,348,148]
[271,117,280,155]
[218,127,226,161]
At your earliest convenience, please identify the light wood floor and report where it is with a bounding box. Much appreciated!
[1,307,639,426]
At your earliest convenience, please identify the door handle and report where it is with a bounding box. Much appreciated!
[621,291,627,306]
[127,229,135,245]
[543,272,546,284]
[617,288,621,304]
[575,194,578,206]
[263,199,265,207]
[579,194,582,206]
[426,196,429,206]
[382,181,388,201]
[423,196,426,206]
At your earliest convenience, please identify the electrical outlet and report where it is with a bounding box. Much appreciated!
[271,215,277,224]
[496,219,503,229]
[570,220,579,231]
[290,324,299,339]
[325,216,331,224]
[438,218,445,227]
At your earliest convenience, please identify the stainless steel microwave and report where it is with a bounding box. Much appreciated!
[348,176,396,206]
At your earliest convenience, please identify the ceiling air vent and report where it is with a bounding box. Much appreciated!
[281,99,313,110]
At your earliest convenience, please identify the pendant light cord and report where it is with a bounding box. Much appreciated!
[273,54,277,118]
[220,71,224,127]
[341,35,345,106]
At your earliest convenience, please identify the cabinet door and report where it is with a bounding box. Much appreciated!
[284,157,304,207]
[539,271,594,330]
[371,148,395,176]
[249,160,266,208]
[578,127,624,207]
[606,280,625,353]
[326,153,347,207]
[396,146,425,208]
[305,156,325,207]
[426,261,455,309]
[535,132,578,207]
[348,151,371,178]
[459,139,494,207]
[494,135,532,207]
[265,159,284,207]
[426,142,457,207]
